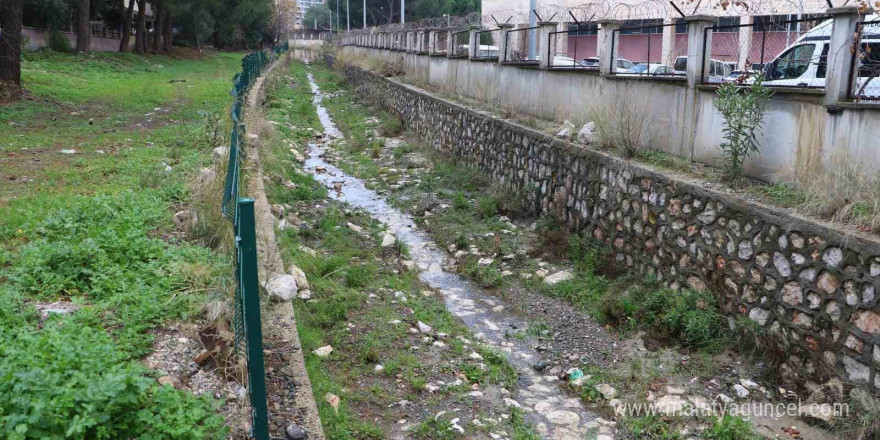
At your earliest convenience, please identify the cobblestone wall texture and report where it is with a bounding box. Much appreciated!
[341,63,880,393]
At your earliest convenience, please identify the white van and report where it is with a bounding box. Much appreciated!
[673,56,732,82]
[757,17,880,89]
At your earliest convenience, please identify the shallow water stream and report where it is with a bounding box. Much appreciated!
[304,71,601,440]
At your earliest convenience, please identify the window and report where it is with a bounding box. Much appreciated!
[769,44,816,80]
[713,17,741,33]
[621,19,664,35]
[675,18,687,34]
[618,59,634,69]
[568,23,598,36]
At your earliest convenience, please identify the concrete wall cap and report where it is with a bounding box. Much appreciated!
[497,23,515,28]
[597,19,621,25]
[537,21,558,26]
[684,15,715,22]
[826,5,868,15]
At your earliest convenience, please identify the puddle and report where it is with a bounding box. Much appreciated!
[303,72,599,439]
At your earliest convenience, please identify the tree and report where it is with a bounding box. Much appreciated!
[270,0,298,43]
[134,0,146,53]
[76,0,90,52]
[120,0,136,52]
[303,3,331,29]
[0,0,24,99]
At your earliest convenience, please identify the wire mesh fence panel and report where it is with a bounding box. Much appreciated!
[436,32,448,54]
[550,23,599,69]
[504,26,540,63]
[610,21,687,77]
[702,15,829,86]
[850,20,880,101]
[451,30,470,57]
[420,32,430,53]
[475,29,500,59]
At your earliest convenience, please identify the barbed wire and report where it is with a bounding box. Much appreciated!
[349,0,831,34]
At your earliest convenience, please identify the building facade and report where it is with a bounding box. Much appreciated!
[296,0,326,29]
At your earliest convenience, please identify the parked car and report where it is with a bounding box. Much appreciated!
[722,70,750,83]
[615,58,635,73]
[626,63,674,76]
[580,57,601,67]
[673,56,733,83]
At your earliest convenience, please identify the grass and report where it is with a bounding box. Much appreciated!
[0,49,243,439]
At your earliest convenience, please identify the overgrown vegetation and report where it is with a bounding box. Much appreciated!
[714,76,773,180]
[0,51,242,438]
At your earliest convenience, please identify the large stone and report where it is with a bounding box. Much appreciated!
[555,120,575,139]
[748,308,771,326]
[595,383,617,399]
[653,395,687,415]
[817,271,840,294]
[265,274,298,302]
[822,247,843,267]
[773,252,792,277]
[842,356,870,383]
[544,271,574,286]
[381,232,396,247]
[852,310,880,334]
[781,282,803,306]
[577,121,596,145]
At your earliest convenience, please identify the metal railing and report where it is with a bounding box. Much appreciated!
[549,25,599,69]
[849,20,880,101]
[504,26,540,63]
[701,15,828,86]
[223,42,286,440]
[610,22,686,77]
[474,29,499,60]
[451,29,470,57]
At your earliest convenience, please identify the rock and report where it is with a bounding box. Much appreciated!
[381,232,396,247]
[533,361,550,372]
[313,345,333,358]
[468,351,484,361]
[417,321,432,333]
[199,167,217,183]
[325,393,340,414]
[666,386,685,395]
[401,260,416,271]
[288,265,310,299]
[556,120,575,139]
[374,364,385,373]
[477,258,494,267]
[346,222,364,234]
[212,147,228,158]
[596,384,617,400]
[733,384,750,398]
[172,210,193,229]
[271,204,285,218]
[265,274,298,302]
[60,149,77,154]
[299,245,317,257]
[535,269,549,278]
[503,398,522,408]
[543,271,574,286]
[285,424,308,440]
[739,378,759,389]
[577,121,596,145]
[717,393,734,404]
[157,376,174,386]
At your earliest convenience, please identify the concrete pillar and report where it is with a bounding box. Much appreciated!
[556,22,569,57]
[406,31,413,52]
[428,29,437,55]
[685,15,715,87]
[537,21,558,69]
[825,6,862,105]
[497,23,515,63]
[662,18,676,66]
[468,25,481,59]
[447,29,455,58]
[598,20,621,76]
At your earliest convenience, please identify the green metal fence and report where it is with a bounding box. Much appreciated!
[222,42,288,440]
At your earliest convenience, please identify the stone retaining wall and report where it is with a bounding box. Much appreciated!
[341,63,880,393]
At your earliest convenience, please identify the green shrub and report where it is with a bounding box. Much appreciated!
[0,322,226,440]
[476,196,498,219]
[625,415,682,440]
[452,192,469,211]
[630,286,728,351]
[714,75,772,180]
[48,30,72,53]
[705,415,760,440]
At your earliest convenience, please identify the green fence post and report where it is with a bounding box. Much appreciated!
[237,199,270,440]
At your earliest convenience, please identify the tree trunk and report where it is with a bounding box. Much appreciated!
[163,12,173,53]
[152,4,162,52]
[76,0,90,52]
[0,0,23,98]
[120,0,135,52]
[134,0,146,54]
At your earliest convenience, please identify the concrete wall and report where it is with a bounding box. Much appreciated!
[341,63,880,395]
[342,45,880,183]
[23,27,125,52]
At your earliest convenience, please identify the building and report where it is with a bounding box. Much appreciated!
[483,0,832,71]
[296,0,326,29]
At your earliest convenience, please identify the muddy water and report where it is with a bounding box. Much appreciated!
[304,72,599,440]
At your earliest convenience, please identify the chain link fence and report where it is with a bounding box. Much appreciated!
[451,29,470,57]
[504,26,540,63]
[223,42,287,440]
[850,20,880,102]
[609,20,686,77]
